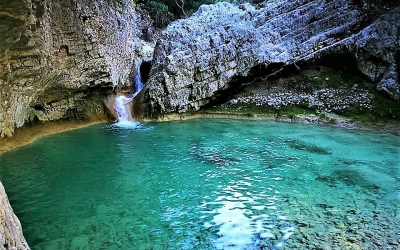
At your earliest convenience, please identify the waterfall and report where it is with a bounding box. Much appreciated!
[114,95,133,123]
[132,73,144,99]
[114,66,145,123]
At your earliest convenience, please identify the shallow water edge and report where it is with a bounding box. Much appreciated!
[0,119,108,154]
[1,112,399,155]
[149,111,400,136]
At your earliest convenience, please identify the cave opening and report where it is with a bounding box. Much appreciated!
[139,61,152,83]
[126,61,152,119]
[203,51,374,110]
[33,104,45,112]
[203,62,296,108]
[316,51,361,74]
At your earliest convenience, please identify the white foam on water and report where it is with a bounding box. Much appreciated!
[114,120,142,129]
[114,95,134,123]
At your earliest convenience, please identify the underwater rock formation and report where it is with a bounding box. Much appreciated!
[0,0,152,137]
[145,0,400,116]
[0,182,30,250]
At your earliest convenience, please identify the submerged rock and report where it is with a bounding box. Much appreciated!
[145,0,400,117]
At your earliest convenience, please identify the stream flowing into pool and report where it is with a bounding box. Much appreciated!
[0,119,399,249]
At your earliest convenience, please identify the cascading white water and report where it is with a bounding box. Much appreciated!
[132,73,144,100]
[114,95,133,123]
[114,65,145,124]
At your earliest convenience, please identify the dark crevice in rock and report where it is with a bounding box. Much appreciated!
[81,15,89,22]
[32,104,45,112]
[201,79,243,109]
[312,50,380,86]
[253,62,287,79]
[139,61,152,83]
[188,84,195,101]
[316,51,363,76]
[203,62,295,108]
[59,45,73,56]
[24,114,42,128]
[33,0,45,18]
[352,0,400,29]
[307,15,318,25]
[396,51,400,81]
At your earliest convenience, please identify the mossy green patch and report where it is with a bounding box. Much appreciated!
[342,92,400,123]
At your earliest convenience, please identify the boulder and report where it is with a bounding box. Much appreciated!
[145,0,400,116]
[0,182,30,250]
[346,8,400,100]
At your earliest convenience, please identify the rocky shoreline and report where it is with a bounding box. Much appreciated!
[189,111,400,135]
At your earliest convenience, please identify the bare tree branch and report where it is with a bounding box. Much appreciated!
[294,61,300,71]
[175,0,188,18]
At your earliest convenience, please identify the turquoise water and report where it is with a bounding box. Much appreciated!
[0,119,399,249]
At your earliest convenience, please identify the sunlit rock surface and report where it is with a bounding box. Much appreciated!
[0,0,152,137]
[146,0,400,116]
[0,182,30,250]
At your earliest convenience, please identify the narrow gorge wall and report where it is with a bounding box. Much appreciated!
[0,182,30,250]
[145,0,400,116]
[0,0,151,137]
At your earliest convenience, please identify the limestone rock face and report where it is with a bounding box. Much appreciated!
[0,0,152,137]
[0,182,30,250]
[146,0,400,116]
[346,8,400,100]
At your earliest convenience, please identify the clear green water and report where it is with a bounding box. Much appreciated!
[0,119,399,250]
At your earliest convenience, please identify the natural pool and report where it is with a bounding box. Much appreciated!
[0,119,399,250]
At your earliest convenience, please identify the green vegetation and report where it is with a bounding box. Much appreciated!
[133,0,265,27]
[206,65,400,127]
[292,66,400,123]
[342,93,400,123]
[139,1,175,27]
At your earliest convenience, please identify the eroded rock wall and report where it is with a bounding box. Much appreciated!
[0,0,152,137]
[346,8,400,100]
[145,0,400,116]
[0,182,30,250]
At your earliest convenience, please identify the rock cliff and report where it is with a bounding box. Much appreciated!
[0,0,152,137]
[0,182,30,250]
[145,0,400,116]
